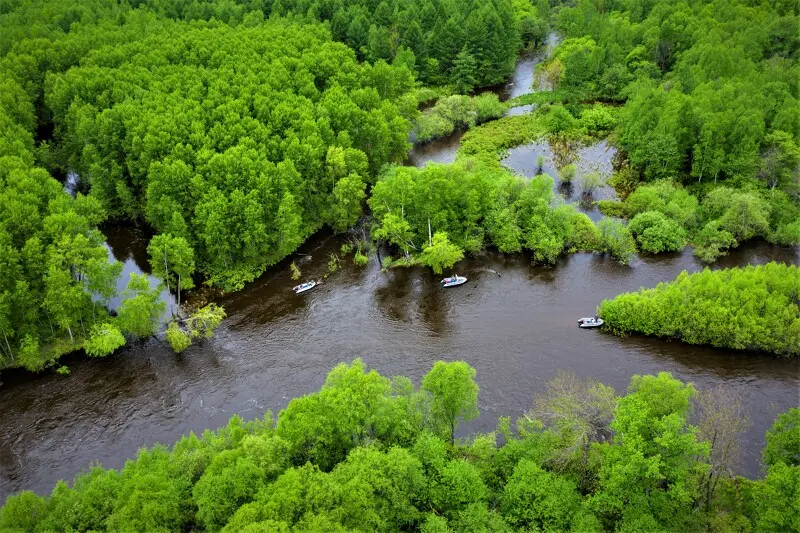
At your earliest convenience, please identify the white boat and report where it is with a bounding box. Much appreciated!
[293,281,317,294]
[441,276,467,288]
[578,316,604,328]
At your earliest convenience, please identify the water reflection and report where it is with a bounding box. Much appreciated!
[103,225,176,318]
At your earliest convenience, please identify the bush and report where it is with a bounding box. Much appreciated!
[473,93,506,124]
[579,171,604,194]
[628,211,686,253]
[560,163,576,183]
[580,105,616,132]
[545,105,578,136]
[597,199,626,217]
[625,181,698,228]
[693,221,737,263]
[769,220,800,246]
[598,218,636,264]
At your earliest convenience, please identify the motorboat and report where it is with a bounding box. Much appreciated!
[578,316,604,328]
[293,281,317,294]
[441,276,467,288]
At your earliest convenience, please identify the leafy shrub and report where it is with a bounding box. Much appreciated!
[597,199,626,217]
[628,211,686,253]
[598,219,637,264]
[580,105,616,132]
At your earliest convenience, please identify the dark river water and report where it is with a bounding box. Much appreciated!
[1,38,798,501]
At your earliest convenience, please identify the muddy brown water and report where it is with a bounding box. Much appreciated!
[2,36,798,501]
[0,236,797,500]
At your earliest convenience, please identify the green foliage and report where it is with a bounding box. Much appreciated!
[166,303,226,353]
[590,372,707,531]
[560,163,576,183]
[421,361,479,443]
[414,94,506,143]
[419,232,464,275]
[596,199,626,217]
[600,264,800,357]
[624,181,698,229]
[763,408,800,468]
[693,221,737,263]
[147,233,195,310]
[31,18,413,291]
[502,460,582,530]
[580,105,616,133]
[546,105,579,136]
[597,218,636,264]
[83,322,126,357]
[0,360,795,532]
[116,273,166,339]
[578,171,603,194]
[166,321,192,353]
[628,211,686,253]
[370,161,625,268]
[289,262,301,281]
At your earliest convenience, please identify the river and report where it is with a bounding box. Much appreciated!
[1,41,798,501]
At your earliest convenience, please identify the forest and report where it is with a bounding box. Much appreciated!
[0,360,797,532]
[599,263,800,357]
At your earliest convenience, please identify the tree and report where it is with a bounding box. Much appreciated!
[83,322,125,357]
[185,304,226,339]
[421,361,479,443]
[147,233,195,312]
[374,213,417,257]
[693,221,736,263]
[116,273,165,339]
[330,173,366,232]
[763,408,800,468]
[590,373,707,531]
[597,219,636,264]
[696,386,751,513]
[502,460,582,530]
[165,321,191,353]
[628,211,686,253]
[526,371,616,486]
[419,232,464,275]
[452,48,478,94]
[538,58,564,91]
[579,171,604,195]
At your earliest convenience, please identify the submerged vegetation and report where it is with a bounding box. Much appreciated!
[1,360,797,532]
[599,263,800,357]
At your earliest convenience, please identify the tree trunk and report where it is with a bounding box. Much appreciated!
[163,253,172,317]
[428,218,432,247]
[1,329,13,362]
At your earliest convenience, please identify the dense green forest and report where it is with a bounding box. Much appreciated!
[1,360,797,532]
[599,263,800,357]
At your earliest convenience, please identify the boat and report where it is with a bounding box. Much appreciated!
[293,281,317,294]
[578,316,604,328]
[441,276,467,288]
